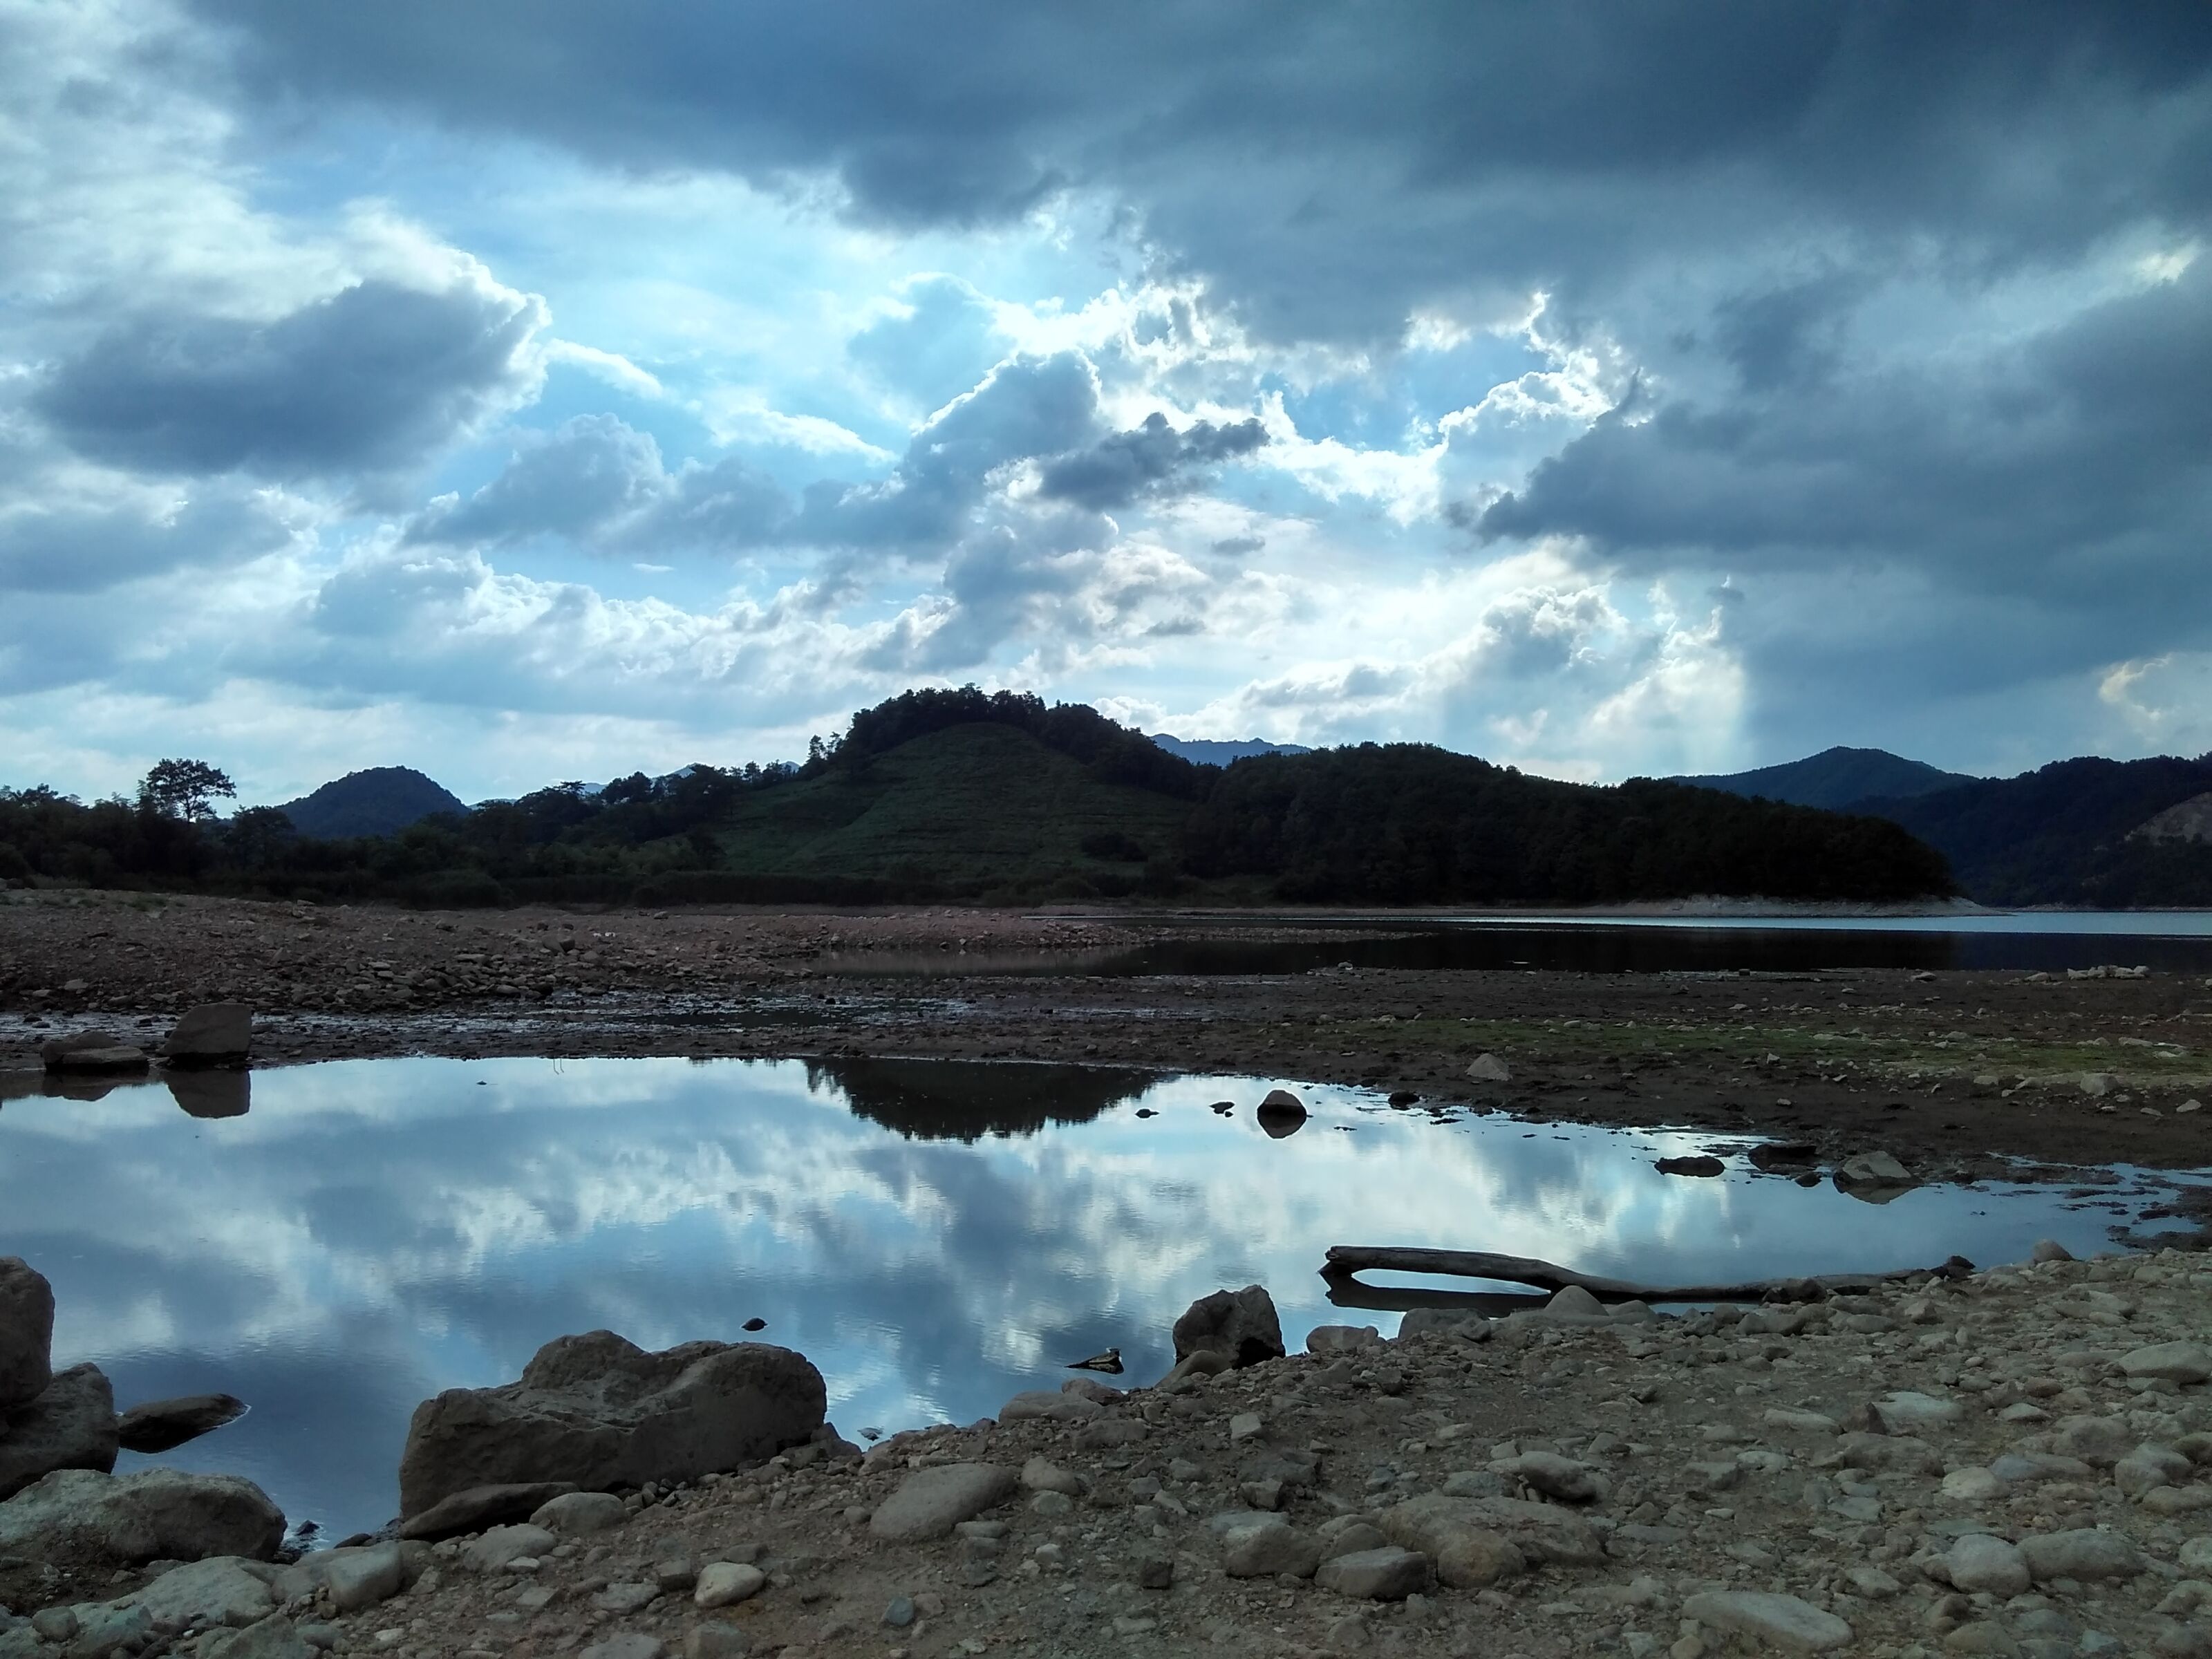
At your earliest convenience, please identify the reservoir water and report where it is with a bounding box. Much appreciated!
[0,1055,2194,1535]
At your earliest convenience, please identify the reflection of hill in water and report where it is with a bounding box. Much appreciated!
[807,1057,1153,1142]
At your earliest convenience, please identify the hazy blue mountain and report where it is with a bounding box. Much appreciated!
[279,767,467,838]
[1147,733,1313,766]
[1677,746,1978,812]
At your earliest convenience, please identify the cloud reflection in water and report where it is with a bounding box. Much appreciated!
[0,1056,2134,1533]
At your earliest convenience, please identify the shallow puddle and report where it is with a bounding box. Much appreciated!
[0,1055,2192,1535]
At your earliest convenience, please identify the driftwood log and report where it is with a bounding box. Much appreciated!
[1322,1245,1974,1305]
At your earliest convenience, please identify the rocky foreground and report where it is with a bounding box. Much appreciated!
[9,1250,2212,1659]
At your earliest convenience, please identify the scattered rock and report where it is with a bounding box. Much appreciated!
[159,1002,253,1065]
[693,1562,766,1609]
[1315,1546,1432,1601]
[397,1331,825,1516]
[121,1554,278,1629]
[2120,1341,2212,1385]
[1464,1053,1511,1085]
[290,1543,410,1613]
[869,1463,1018,1542]
[579,1635,664,1659]
[460,1524,556,1573]
[0,1362,118,1499]
[1866,1389,1963,1434]
[1655,1154,1725,1177]
[0,1257,54,1412]
[1947,1534,2032,1597]
[2018,1530,2145,1583]
[1171,1285,1285,1368]
[1220,1519,1321,1579]
[115,1391,248,1454]
[529,1489,631,1537]
[996,1389,1100,1423]
[198,1612,311,1659]
[398,1479,577,1540]
[1683,1589,1853,1653]
[1306,1324,1381,1353]
[1493,1451,1606,1503]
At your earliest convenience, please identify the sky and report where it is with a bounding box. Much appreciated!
[3,1,2210,805]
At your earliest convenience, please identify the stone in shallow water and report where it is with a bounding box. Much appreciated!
[160,1002,253,1063]
[117,1392,248,1454]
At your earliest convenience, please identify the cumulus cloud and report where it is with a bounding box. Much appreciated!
[35,275,547,482]
[0,486,309,596]
[1035,411,1268,510]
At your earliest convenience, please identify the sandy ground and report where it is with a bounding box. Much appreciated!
[2,890,2210,1186]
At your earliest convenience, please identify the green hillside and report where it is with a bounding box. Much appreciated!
[705,722,1191,891]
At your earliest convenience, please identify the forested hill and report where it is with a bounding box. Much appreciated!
[279,767,467,838]
[1179,744,1953,905]
[1862,756,2212,907]
[1678,746,1978,811]
[0,688,1956,906]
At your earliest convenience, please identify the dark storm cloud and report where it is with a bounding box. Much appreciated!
[187,1,2212,342]
[1480,259,2212,597]
[35,278,545,480]
[1035,411,1268,511]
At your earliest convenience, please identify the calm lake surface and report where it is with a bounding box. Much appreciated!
[0,1056,2191,1535]
[1030,911,2212,977]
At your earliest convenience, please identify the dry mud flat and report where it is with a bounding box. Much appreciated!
[6,892,2212,1177]
[23,1249,2212,1659]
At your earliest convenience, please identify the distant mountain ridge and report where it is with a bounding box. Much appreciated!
[279,766,467,838]
[1147,733,1313,766]
[1680,744,2212,906]
[1676,746,1978,811]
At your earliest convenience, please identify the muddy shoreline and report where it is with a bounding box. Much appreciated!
[3,891,2210,1188]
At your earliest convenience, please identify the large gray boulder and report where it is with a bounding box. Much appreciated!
[0,1363,118,1499]
[397,1331,825,1517]
[1171,1286,1285,1369]
[160,1004,254,1065]
[0,1467,285,1570]
[0,1257,53,1411]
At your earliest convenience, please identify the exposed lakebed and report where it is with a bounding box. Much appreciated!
[0,1056,2197,1537]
